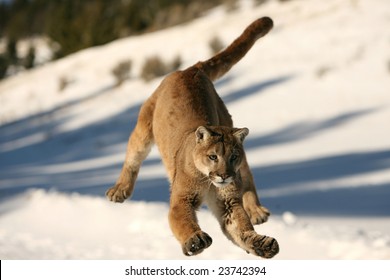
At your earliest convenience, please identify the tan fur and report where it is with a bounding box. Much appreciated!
[106,17,279,258]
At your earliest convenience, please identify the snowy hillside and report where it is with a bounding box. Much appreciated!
[0,0,390,259]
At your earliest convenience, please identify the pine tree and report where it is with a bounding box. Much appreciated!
[24,45,36,69]
[0,55,8,79]
[6,38,18,65]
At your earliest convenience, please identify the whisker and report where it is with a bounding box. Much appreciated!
[199,175,210,184]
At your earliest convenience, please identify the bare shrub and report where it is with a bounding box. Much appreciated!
[58,76,70,92]
[140,56,167,82]
[170,55,182,71]
[112,60,132,87]
[141,55,182,82]
[224,0,239,12]
[316,66,332,79]
[209,36,224,55]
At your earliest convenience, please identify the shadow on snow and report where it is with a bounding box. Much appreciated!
[1,75,389,216]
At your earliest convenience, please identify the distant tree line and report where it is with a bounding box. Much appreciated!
[0,0,286,79]
[0,0,225,57]
[0,0,226,79]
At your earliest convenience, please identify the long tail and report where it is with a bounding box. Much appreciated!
[196,17,273,81]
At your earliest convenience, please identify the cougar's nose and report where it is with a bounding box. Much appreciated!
[218,174,230,181]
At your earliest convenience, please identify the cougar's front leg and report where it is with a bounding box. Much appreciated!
[169,185,212,256]
[209,192,279,258]
[240,157,270,225]
[106,99,155,203]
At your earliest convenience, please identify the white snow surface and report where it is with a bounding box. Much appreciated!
[0,0,390,259]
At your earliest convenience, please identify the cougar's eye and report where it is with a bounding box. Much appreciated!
[231,154,238,161]
[208,155,218,161]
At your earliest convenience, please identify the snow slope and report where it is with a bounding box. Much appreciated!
[0,0,390,259]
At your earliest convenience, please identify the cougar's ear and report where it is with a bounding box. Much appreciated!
[233,127,249,143]
[196,126,212,143]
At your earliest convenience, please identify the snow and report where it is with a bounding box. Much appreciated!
[0,0,389,260]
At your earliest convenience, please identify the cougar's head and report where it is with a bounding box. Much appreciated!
[193,126,249,188]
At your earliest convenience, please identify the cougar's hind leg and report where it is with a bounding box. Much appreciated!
[240,156,270,225]
[106,97,155,203]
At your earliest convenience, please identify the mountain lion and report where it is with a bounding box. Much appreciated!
[106,17,279,258]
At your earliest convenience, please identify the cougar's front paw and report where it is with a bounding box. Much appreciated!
[252,235,279,259]
[182,231,212,256]
[245,204,270,225]
[105,183,131,203]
